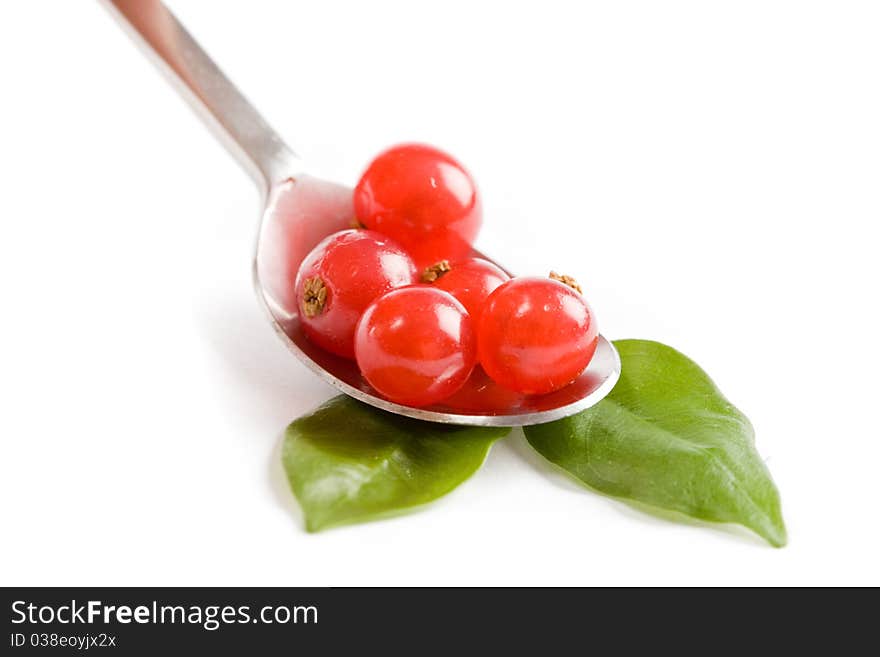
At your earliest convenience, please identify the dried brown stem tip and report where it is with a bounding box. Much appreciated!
[421,260,452,283]
[302,276,328,317]
[549,271,583,294]
[350,217,366,229]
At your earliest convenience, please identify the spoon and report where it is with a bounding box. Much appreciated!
[105,0,620,426]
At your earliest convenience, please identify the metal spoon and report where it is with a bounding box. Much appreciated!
[105,0,620,426]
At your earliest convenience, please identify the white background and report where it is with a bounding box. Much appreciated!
[1,1,878,586]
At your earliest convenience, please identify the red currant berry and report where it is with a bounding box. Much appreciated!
[422,257,510,326]
[478,276,598,395]
[355,287,477,407]
[353,143,482,268]
[294,229,416,359]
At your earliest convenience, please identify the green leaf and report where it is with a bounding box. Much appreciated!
[282,396,510,531]
[524,339,786,546]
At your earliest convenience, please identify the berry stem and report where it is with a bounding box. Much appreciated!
[421,260,452,283]
[549,271,583,294]
[302,276,328,317]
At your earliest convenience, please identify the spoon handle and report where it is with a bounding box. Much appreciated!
[104,0,300,192]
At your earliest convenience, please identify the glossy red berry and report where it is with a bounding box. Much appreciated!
[423,257,510,326]
[478,276,598,395]
[353,143,482,268]
[294,229,416,359]
[355,287,477,407]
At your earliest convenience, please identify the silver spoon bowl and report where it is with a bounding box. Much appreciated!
[106,0,620,426]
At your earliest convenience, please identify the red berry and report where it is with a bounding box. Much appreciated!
[353,143,482,268]
[423,257,510,326]
[478,277,598,395]
[294,229,416,359]
[355,287,477,407]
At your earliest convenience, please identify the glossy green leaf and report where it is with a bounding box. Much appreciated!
[524,339,786,546]
[283,396,509,531]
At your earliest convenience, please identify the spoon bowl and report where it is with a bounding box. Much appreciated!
[107,0,620,426]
